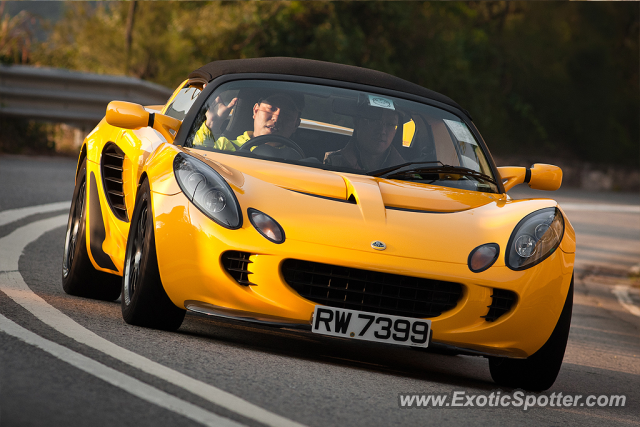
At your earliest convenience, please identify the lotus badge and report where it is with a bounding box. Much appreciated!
[371,241,386,251]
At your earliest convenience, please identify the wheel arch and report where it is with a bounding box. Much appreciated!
[138,171,149,188]
[75,144,87,182]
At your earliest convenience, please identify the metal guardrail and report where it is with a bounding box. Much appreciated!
[0,65,173,129]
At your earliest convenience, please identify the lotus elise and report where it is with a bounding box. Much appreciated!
[62,57,575,391]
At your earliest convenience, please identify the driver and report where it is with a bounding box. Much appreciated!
[193,93,303,152]
[323,108,404,170]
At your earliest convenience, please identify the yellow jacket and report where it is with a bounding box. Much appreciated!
[193,123,252,151]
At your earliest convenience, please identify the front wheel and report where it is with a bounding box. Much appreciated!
[489,277,574,391]
[121,179,185,331]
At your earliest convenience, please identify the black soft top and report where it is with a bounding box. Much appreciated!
[189,57,468,117]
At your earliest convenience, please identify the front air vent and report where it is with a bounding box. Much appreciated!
[481,289,517,322]
[222,251,255,286]
[101,143,128,222]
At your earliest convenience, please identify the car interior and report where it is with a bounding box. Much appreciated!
[200,86,441,166]
[169,81,497,192]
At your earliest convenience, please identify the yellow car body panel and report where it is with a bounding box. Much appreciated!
[78,117,575,359]
[80,110,181,274]
[77,125,575,358]
[121,144,572,358]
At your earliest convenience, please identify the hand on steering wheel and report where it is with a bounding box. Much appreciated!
[237,135,305,158]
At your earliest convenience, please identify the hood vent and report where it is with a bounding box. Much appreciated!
[288,189,357,204]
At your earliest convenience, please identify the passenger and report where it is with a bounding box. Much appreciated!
[193,93,302,152]
[324,108,404,170]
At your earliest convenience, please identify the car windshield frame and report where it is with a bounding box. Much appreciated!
[173,73,505,194]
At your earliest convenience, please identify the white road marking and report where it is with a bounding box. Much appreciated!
[612,285,640,317]
[559,203,640,213]
[0,201,70,227]
[0,313,243,427]
[0,215,306,427]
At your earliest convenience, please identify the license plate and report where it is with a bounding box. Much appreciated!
[311,306,431,348]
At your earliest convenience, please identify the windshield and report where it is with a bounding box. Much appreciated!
[185,80,498,193]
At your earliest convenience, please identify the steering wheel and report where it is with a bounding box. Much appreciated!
[237,135,305,158]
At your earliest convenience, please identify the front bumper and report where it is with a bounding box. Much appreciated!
[152,191,574,359]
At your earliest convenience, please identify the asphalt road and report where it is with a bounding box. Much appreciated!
[1,154,639,426]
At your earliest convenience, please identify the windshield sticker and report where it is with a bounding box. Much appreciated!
[443,119,477,146]
[368,95,395,110]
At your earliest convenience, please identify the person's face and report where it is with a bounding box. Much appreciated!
[252,101,300,138]
[355,110,399,155]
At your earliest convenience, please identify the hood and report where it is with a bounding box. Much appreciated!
[197,151,500,212]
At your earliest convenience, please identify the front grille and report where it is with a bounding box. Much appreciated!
[222,251,254,286]
[282,259,463,318]
[481,289,517,322]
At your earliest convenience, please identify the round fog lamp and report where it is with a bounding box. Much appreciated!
[468,243,500,273]
[248,208,285,244]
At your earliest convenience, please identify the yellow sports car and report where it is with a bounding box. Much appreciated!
[62,57,574,391]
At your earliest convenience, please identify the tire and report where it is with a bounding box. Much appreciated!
[62,159,121,301]
[121,179,185,330]
[489,277,574,391]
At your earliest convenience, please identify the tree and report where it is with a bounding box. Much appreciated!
[32,1,639,167]
[0,2,37,64]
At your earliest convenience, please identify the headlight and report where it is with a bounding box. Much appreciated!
[506,207,564,271]
[173,153,242,229]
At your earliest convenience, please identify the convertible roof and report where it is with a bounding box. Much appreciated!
[189,57,469,117]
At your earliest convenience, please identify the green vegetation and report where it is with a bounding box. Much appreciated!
[0,117,55,154]
[4,2,640,167]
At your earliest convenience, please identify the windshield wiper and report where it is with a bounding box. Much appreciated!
[373,163,497,186]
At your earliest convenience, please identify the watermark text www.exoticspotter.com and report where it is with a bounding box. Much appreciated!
[398,391,626,411]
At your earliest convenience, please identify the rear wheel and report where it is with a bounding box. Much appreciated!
[121,179,185,330]
[62,159,121,301]
[489,277,574,391]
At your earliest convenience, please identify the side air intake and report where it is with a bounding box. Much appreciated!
[481,289,517,322]
[101,143,128,222]
[222,251,255,286]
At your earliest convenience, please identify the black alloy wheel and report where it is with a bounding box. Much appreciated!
[123,203,147,307]
[62,180,85,279]
[121,179,185,330]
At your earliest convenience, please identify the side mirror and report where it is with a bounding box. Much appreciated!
[106,101,149,129]
[498,164,563,192]
[106,101,181,143]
